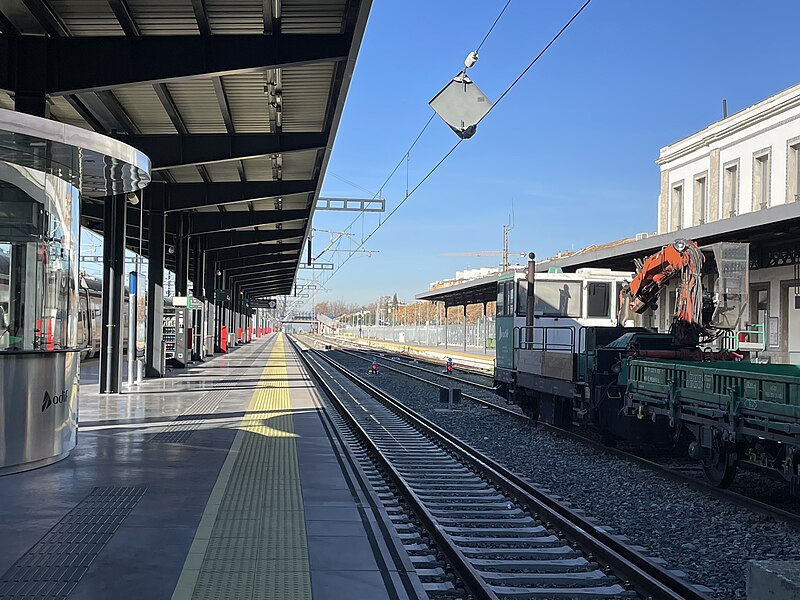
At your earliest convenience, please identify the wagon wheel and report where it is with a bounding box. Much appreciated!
[702,440,737,488]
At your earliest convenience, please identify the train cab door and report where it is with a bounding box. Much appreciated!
[78,287,90,354]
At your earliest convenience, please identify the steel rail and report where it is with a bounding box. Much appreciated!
[319,336,800,529]
[290,336,498,600]
[306,335,497,391]
[295,337,710,600]
[316,333,494,376]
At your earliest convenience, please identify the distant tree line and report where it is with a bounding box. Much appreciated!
[315,296,496,326]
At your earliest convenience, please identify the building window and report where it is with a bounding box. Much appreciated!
[722,161,739,218]
[693,174,707,225]
[750,285,769,346]
[788,141,800,204]
[670,182,683,231]
[753,150,771,210]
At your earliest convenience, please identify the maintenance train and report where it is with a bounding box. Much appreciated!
[496,241,800,494]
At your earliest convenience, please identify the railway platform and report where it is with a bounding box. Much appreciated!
[327,335,495,371]
[0,333,422,600]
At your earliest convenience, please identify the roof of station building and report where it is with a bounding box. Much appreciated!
[0,0,372,297]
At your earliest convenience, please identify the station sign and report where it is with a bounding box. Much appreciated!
[251,299,277,309]
[215,289,232,302]
[172,296,204,310]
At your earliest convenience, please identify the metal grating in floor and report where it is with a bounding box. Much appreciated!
[150,391,228,443]
[0,486,146,599]
[171,335,312,600]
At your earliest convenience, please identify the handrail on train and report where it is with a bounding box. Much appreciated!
[514,325,575,353]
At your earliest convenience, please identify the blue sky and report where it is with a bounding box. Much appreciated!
[313,1,800,306]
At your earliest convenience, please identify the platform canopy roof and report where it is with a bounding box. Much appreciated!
[416,273,504,307]
[538,202,800,273]
[0,0,371,297]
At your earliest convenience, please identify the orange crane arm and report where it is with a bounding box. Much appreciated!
[623,239,706,346]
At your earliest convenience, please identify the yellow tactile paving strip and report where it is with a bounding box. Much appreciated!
[172,334,312,600]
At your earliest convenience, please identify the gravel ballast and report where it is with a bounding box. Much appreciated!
[327,348,800,600]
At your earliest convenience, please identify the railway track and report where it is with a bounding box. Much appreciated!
[291,335,709,600]
[298,334,800,530]
[304,334,497,391]
[321,334,495,376]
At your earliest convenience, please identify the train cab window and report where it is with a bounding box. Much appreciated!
[535,281,582,317]
[505,281,514,316]
[586,282,611,318]
[497,283,506,316]
[516,280,528,317]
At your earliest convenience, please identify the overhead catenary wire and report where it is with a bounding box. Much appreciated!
[321,2,515,267]
[309,0,593,301]
[477,0,594,125]
[475,0,513,54]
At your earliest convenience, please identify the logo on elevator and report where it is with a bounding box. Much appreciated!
[41,389,68,412]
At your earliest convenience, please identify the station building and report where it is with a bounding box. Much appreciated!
[541,82,800,364]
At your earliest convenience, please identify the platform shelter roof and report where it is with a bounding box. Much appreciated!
[0,0,372,297]
[415,273,502,308]
[538,202,800,273]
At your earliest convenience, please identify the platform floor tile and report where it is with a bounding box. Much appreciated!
[172,336,312,600]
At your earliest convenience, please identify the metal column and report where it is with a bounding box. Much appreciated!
[444,303,448,350]
[204,257,216,356]
[483,302,488,355]
[230,282,237,346]
[191,237,204,361]
[463,304,467,353]
[214,271,226,352]
[175,215,189,297]
[12,37,49,118]
[99,194,126,394]
[145,199,165,377]
[526,253,536,347]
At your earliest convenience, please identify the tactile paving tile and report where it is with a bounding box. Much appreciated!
[151,391,227,443]
[0,487,146,599]
[174,336,312,600]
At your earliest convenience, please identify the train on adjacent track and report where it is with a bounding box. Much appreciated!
[76,275,130,360]
[0,251,128,360]
[495,241,800,494]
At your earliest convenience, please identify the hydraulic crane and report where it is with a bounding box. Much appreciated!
[620,239,739,359]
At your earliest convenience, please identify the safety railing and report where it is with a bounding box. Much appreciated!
[719,322,766,352]
[514,325,576,353]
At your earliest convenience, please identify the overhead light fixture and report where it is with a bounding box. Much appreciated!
[167,245,175,255]
[127,192,139,205]
[216,269,222,276]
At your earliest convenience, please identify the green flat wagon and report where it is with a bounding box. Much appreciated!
[623,358,800,491]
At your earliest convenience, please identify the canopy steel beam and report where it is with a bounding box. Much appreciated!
[241,281,292,293]
[126,132,326,171]
[219,255,297,272]
[164,180,316,211]
[229,269,298,284]
[210,242,302,261]
[190,0,211,35]
[107,0,140,36]
[0,33,350,95]
[239,278,297,291]
[20,0,68,36]
[189,209,307,235]
[203,229,304,250]
[245,286,291,297]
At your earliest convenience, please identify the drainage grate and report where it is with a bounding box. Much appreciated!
[151,391,227,444]
[0,486,146,599]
